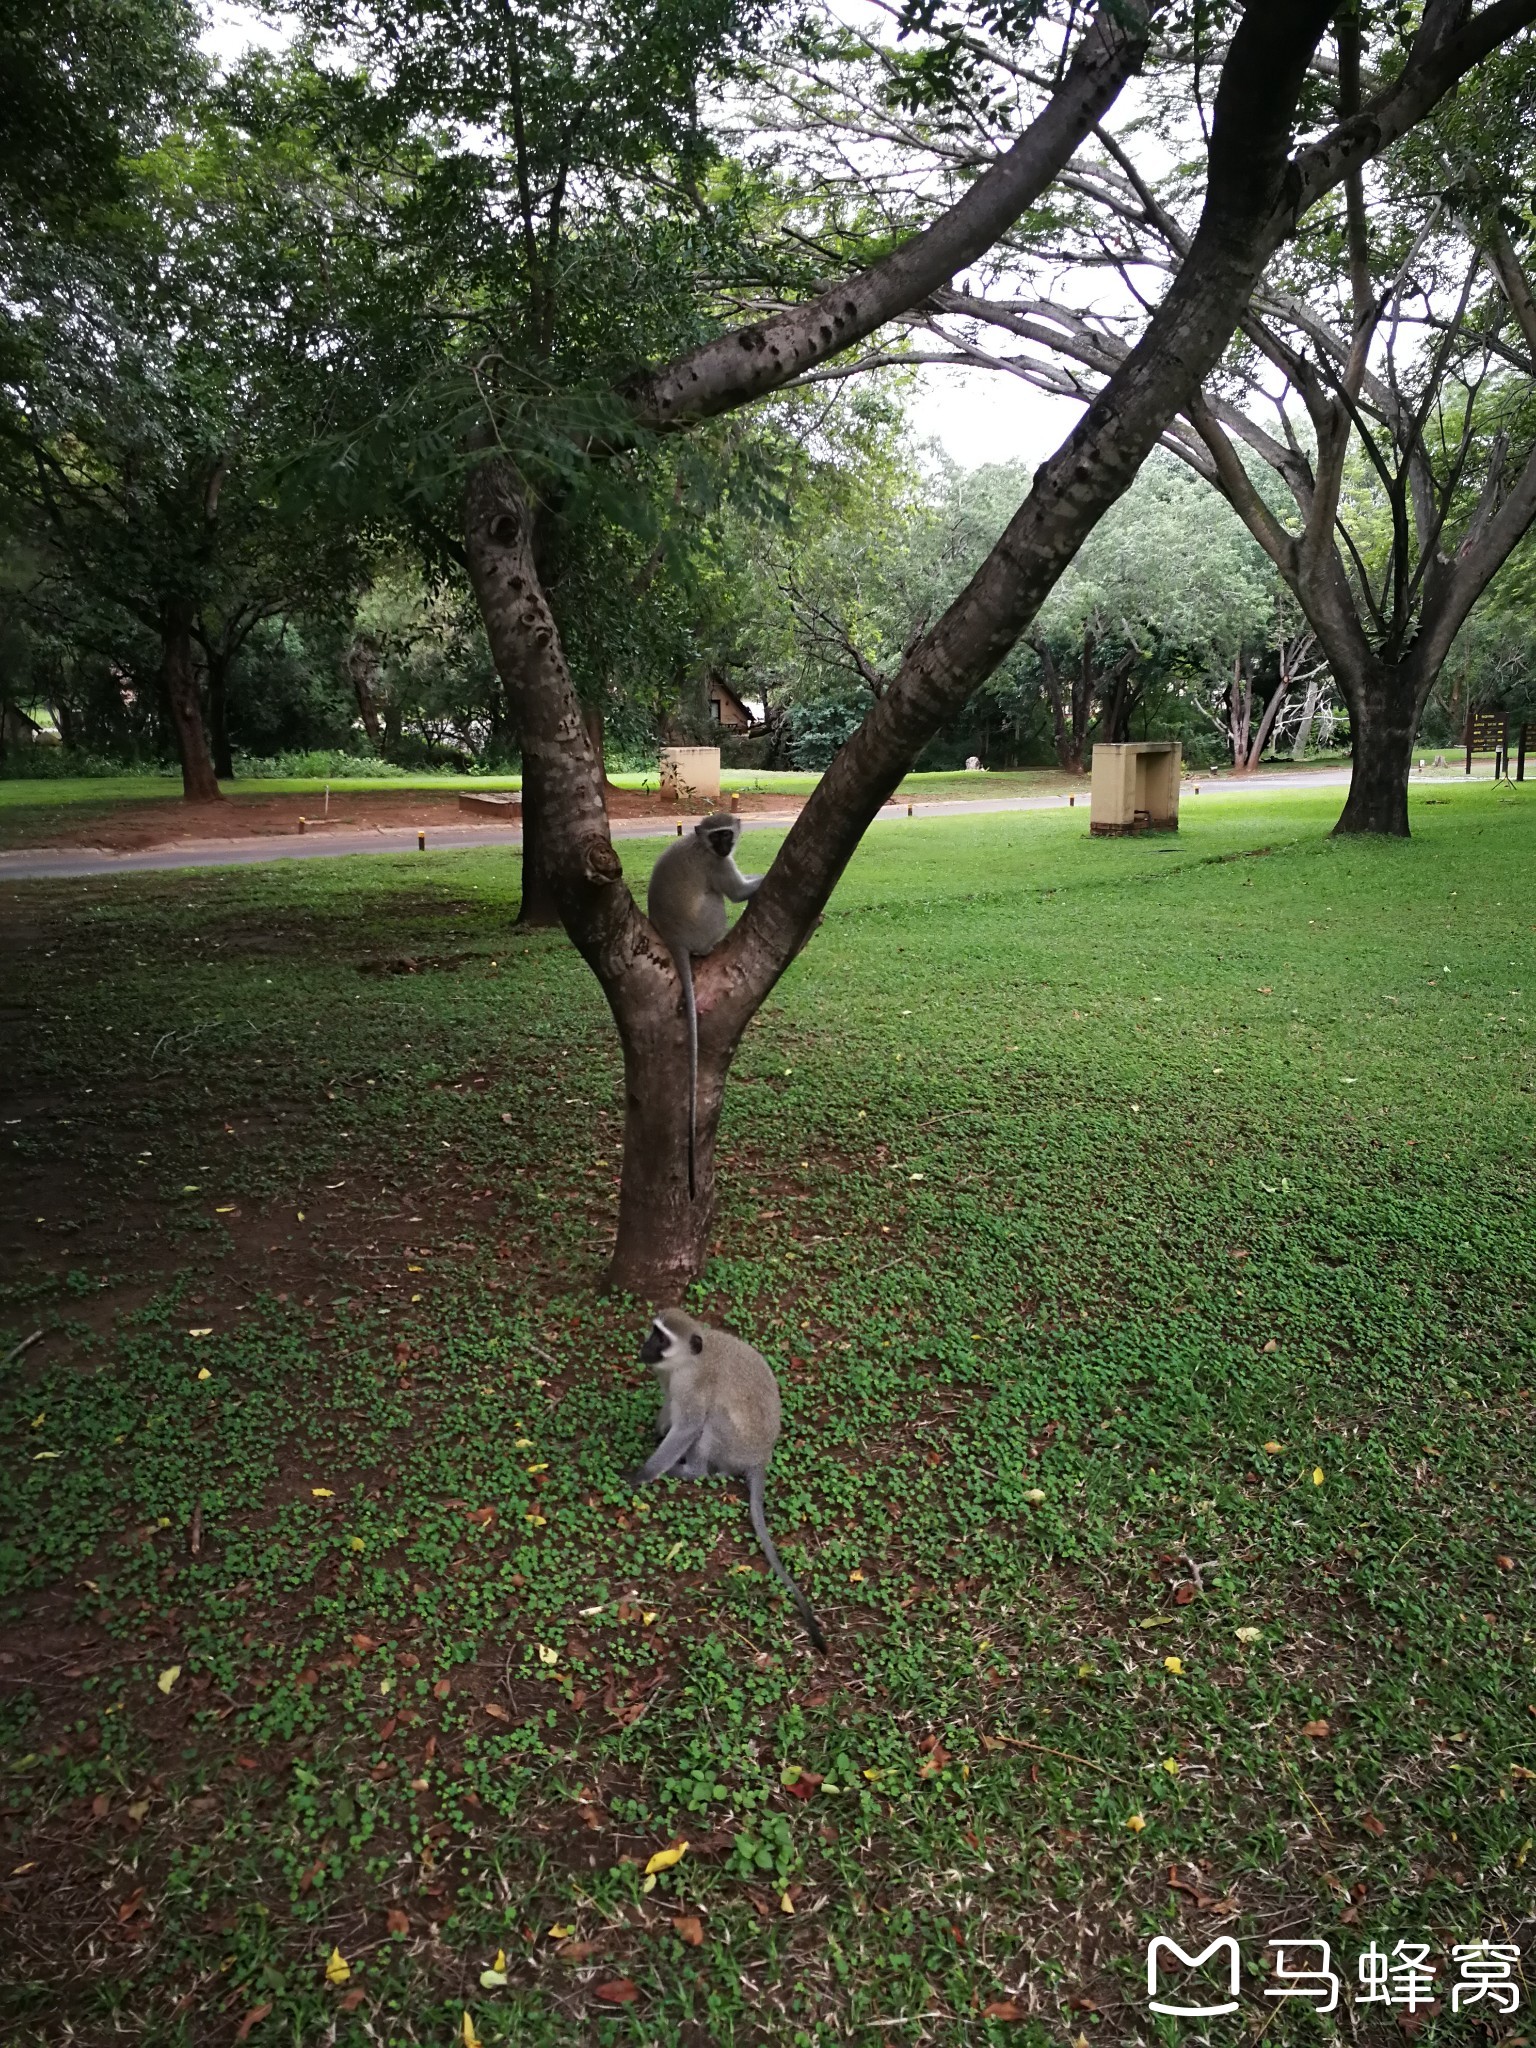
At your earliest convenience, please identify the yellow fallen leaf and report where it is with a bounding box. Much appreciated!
[526,1463,548,1474]
[862,1766,883,1781]
[640,1873,657,1894]
[157,1665,181,1695]
[642,1611,657,1624]
[32,1451,60,1460]
[408,1264,424,1273]
[127,1799,149,1821]
[547,1925,574,1939]
[1162,1758,1180,1776]
[645,1840,689,1875]
[536,1645,559,1666]
[780,1891,795,1914]
[514,1438,533,1448]
[297,1211,305,1222]
[849,1570,865,1583]
[1235,1626,1261,1644]
[325,1947,350,1986]
[492,1950,507,1971]
[462,2012,482,2048]
[1263,1440,1283,1453]
[196,1367,211,1381]
[349,1537,365,1551]
[215,1205,235,1213]
[1023,1487,1046,1505]
[1125,1814,1146,1833]
[181,1185,200,1193]
[478,1966,508,1989]
[1163,1656,1184,1675]
[312,1487,334,1498]
[526,1513,547,1527]
[187,1327,212,1338]
[30,1413,44,1429]
[1313,1467,1325,1486]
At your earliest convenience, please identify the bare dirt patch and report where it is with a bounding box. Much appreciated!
[5,785,808,854]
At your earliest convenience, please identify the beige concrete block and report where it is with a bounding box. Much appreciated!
[458,791,522,820]
[1090,742,1181,835]
[659,746,721,804]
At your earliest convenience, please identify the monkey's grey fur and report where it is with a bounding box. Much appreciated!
[645,814,761,1199]
[631,1309,827,1653]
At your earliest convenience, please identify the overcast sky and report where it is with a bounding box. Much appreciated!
[197,3,1081,472]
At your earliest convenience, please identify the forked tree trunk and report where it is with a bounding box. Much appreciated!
[608,1016,733,1297]
[1334,675,1419,837]
[458,0,1403,1292]
[161,598,221,802]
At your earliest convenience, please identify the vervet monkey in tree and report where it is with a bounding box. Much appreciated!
[645,814,761,1198]
[633,1309,827,1653]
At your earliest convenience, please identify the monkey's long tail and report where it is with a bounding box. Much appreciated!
[677,949,697,1202]
[748,1468,827,1653]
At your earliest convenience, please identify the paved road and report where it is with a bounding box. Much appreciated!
[0,764,1491,882]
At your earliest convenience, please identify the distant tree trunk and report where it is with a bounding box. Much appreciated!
[1291,665,1323,758]
[347,633,384,747]
[160,597,221,802]
[515,772,561,928]
[584,702,621,795]
[207,650,234,780]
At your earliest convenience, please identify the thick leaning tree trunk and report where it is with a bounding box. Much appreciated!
[160,597,221,802]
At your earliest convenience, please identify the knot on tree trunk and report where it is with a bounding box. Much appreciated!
[582,837,624,884]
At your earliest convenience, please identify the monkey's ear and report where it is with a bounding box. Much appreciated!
[690,1333,704,1353]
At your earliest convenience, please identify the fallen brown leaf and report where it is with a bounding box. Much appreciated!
[593,1979,639,2005]
[673,1915,705,1947]
[1360,1813,1387,1838]
[483,1702,509,1721]
[386,1907,409,1936]
[338,1987,366,2012]
[1302,1719,1330,1739]
[234,2003,272,2042]
[981,1999,1025,2021]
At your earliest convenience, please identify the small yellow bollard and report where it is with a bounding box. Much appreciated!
[1069,794,1075,807]
[418,831,425,851]
[299,817,308,833]
[906,803,913,816]
[676,822,684,837]
[730,793,740,814]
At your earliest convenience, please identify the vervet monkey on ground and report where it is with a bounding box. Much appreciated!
[632,1309,827,1653]
[645,814,761,1198]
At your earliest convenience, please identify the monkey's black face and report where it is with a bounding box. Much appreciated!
[706,829,736,858]
[640,1324,666,1365]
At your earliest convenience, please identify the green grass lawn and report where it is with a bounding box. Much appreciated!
[2,783,1533,2044]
